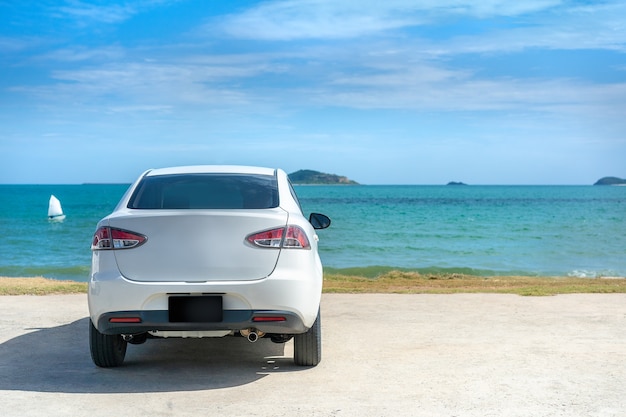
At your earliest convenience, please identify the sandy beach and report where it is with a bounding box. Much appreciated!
[1,293,625,416]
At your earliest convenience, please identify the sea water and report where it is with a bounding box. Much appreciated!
[0,184,624,281]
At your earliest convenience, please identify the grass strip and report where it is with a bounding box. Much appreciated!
[0,277,88,296]
[1,272,625,296]
[323,270,626,296]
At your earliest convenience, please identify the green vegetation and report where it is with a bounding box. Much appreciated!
[0,277,88,295]
[289,169,359,185]
[323,270,626,296]
[2,272,626,297]
[594,176,626,185]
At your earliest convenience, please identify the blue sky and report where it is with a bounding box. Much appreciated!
[1,0,625,184]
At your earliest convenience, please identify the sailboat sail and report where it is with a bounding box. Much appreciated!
[48,195,66,221]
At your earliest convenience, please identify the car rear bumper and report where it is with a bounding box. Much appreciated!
[88,261,323,335]
[96,309,307,335]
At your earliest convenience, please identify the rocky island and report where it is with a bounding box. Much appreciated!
[289,169,359,185]
[594,177,626,185]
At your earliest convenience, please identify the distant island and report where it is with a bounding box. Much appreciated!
[594,177,626,186]
[289,169,359,185]
[447,181,468,186]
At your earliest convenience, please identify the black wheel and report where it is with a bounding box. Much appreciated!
[294,309,321,366]
[89,319,127,367]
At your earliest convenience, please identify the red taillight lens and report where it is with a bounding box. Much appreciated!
[283,226,310,249]
[246,226,310,249]
[92,227,111,249]
[246,228,284,248]
[252,316,286,322]
[109,317,142,323]
[91,227,147,250]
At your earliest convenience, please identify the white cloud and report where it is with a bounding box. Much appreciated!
[7,0,626,131]
[11,38,626,122]
[52,0,180,25]
[322,64,626,115]
[0,36,38,52]
[54,1,137,24]
[39,46,126,62]
[214,0,562,40]
[108,104,173,113]
[439,2,626,53]
[10,55,281,109]
[211,0,626,57]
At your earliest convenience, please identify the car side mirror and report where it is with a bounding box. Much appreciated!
[308,213,331,230]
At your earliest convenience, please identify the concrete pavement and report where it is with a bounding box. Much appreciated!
[1,293,625,416]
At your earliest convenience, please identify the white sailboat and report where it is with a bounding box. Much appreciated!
[48,195,66,221]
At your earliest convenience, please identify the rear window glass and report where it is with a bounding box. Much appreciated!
[127,173,279,209]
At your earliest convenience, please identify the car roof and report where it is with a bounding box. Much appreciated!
[144,165,277,177]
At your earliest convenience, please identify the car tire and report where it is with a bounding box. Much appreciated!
[89,319,127,367]
[294,309,321,366]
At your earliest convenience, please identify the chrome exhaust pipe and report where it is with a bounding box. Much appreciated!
[240,328,265,343]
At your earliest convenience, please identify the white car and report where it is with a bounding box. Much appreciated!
[88,165,330,367]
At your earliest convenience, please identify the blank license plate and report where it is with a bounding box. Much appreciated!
[168,296,223,323]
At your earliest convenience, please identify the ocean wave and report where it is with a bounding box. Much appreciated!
[567,269,624,278]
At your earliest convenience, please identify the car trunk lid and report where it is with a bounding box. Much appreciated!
[107,209,288,282]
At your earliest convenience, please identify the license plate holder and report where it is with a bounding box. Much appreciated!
[168,296,223,323]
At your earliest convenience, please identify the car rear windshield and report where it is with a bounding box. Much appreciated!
[127,173,279,209]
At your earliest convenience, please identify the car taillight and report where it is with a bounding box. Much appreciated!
[246,226,311,249]
[91,227,147,250]
[283,226,311,249]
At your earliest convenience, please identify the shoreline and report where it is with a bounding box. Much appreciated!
[2,272,625,296]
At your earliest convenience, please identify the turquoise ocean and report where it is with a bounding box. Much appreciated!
[0,184,624,281]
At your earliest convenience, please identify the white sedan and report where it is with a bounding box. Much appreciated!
[88,165,330,367]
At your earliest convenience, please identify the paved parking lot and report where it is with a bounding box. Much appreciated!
[1,293,625,416]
